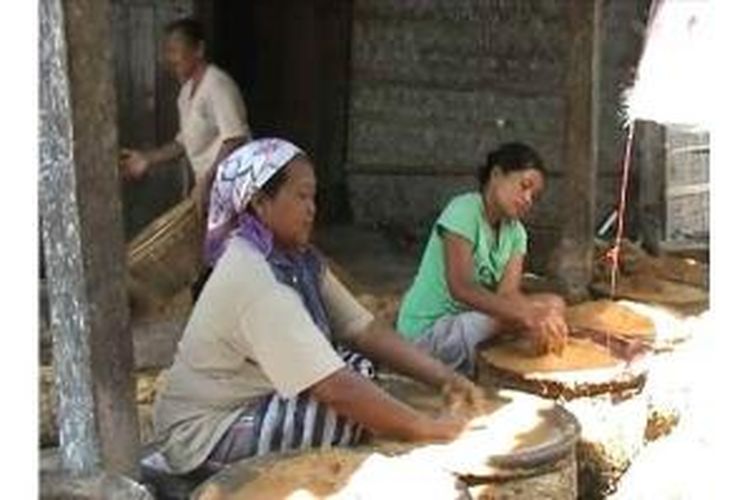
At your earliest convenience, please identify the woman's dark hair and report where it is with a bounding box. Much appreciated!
[245,154,306,215]
[477,142,546,189]
[256,153,308,200]
[245,169,287,217]
[165,18,205,48]
[260,169,289,199]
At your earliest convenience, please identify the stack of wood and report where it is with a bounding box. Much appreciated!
[39,366,166,447]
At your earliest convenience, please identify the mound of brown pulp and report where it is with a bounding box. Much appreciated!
[565,300,655,338]
[482,338,621,375]
[199,450,369,500]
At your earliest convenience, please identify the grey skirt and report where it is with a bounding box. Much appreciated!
[414,311,498,378]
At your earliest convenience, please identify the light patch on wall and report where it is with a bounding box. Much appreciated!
[623,0,711,128]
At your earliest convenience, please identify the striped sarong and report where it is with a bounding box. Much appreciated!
[204,347,375,470]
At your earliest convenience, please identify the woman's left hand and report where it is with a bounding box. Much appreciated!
[442,374,489,416]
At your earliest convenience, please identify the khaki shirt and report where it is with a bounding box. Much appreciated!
[153,237,374,473]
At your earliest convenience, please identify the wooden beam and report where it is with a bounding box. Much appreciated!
[39,0,140,479]
[551,0,602,298]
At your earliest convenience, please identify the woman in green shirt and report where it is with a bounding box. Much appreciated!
[397,142,568,377]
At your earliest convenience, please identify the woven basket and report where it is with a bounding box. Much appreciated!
[127,196,203,301]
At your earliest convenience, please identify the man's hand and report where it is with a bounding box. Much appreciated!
[119,148,150,180]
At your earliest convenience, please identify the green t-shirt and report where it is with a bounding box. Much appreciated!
[397,192,528,340]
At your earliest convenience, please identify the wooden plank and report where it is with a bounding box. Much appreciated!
[668,145,710,155]
[666,183,709,197]
[40,0,140,478]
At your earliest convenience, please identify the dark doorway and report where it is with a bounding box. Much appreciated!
[197,0,354,223]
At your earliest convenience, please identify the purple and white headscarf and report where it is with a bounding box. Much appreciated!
[204,138,304,267]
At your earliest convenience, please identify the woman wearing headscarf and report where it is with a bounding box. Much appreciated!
[152,138,481,475]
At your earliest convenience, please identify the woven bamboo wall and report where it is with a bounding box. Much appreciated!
[346,0,650,272]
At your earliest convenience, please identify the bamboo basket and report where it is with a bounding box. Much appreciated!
[127,196,203,301]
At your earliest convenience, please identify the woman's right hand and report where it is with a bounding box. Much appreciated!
[515,303,568,355]
[528,308,568,355]
[119,148,150,180]
[414,415,466,442]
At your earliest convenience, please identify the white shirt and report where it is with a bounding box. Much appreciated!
[175,64,250,185]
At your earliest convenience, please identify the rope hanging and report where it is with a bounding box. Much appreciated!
[606,123,636,298]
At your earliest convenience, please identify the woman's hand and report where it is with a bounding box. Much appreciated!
[311,367,466,445]
[525,307,568,356]
[119,148,150,180]
[509,298,567,355]
[442,374,489,415]
[412,414,466,442]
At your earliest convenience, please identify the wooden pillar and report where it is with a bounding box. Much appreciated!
[39,0,140,479]
[635,120,666,255]
[552,0,603,298]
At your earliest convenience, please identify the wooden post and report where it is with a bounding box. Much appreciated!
[552,0,603,298]
[634,120,666,255]
[39,0,140,479]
